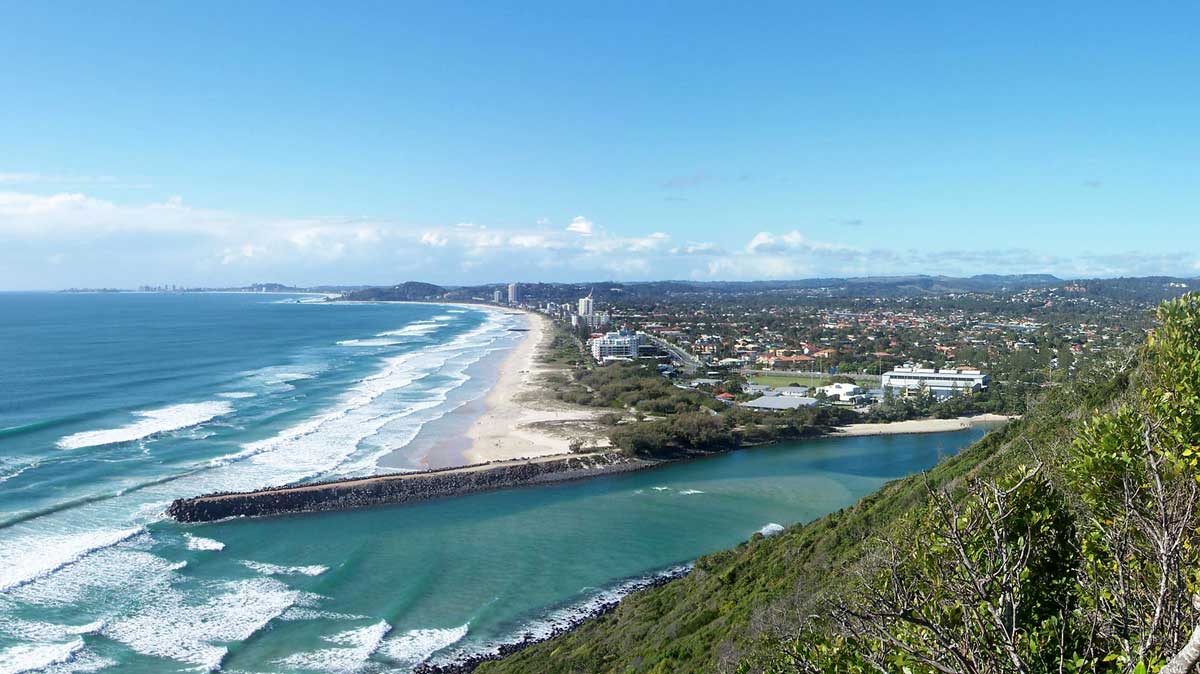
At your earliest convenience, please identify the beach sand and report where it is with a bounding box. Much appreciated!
[834,413,1014,437]
[462,311,608,464]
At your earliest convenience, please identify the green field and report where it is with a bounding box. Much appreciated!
[748,372,831,387]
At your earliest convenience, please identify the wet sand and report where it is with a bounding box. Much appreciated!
[463,312,608,464]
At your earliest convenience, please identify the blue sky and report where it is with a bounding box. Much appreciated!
[1,1,1198,289]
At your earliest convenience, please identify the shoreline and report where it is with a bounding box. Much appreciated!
[461,311,609,464]
[372,302,598,470]
[832,413,1015,437]
[415,564,694,674]
[168,414,1013,523]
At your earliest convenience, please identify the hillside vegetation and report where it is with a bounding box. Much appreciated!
[478,294,1200,674]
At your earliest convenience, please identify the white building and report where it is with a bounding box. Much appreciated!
[580,311,610,330]
[507,283,520,305]
[492,289,503,303]
[741,396,818,411]
[816,382,866,401]
[882,366,989,399]
[578,291,594,317]
[590,329,644,363]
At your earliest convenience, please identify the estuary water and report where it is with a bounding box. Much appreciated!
[0,292,989,673]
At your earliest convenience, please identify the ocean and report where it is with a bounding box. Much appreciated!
[0,292,989,673]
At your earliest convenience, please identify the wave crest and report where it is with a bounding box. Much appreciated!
[56,402,234,450]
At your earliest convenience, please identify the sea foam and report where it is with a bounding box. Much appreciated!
[758,523,785,536]
[433,565,691,667]
[241,560,328,577]
[200,312,511,489]
[336,338,403,347]
[0,527,143,592]
[102,577,300,671]
[184,534,225,551]
[277,620,392,673]
[379,623,470,667]
[377,321,440,338]
[0,638,86,674]
[56,402,234,450]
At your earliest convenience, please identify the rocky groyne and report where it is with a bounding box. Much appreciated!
[167,451,651,522]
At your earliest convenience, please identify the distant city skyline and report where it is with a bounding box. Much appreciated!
[2,2,1199,289]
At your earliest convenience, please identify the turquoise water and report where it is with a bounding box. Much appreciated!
[0,292,988,673]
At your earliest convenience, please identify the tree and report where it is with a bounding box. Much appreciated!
[1066,293,1200,673]
[746,294,1200,674]
[760,463,1080,674]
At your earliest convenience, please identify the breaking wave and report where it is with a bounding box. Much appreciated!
[56,402,234,450]
[184,534,225,551]
[758,523,785,536]
[241,560,328,577]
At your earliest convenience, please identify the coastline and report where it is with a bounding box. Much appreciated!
[372,302,606,470]
[833,413,1015,437]
[462,311,609,464]
[415,564,694,674]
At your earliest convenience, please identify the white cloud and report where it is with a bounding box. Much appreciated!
[745,230,849,255]
[627,232,670,252]
[670,242,724,256]
[221,243,267,265]
[566,216,594,236]
[420,231,448,247]
[2,188,1195,289]
[706,255,811,280]
[509,234,552,249]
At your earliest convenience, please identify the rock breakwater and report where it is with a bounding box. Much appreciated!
[167,452,650,522]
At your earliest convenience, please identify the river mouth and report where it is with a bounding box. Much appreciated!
[192,427,990,673]
[0,293,992,673]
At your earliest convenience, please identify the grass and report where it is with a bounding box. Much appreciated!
[747,373,830,387]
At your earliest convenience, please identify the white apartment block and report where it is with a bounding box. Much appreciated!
[590,330,644,362]
[882,366,989,399]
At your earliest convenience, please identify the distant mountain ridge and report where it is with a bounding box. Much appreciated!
[327,274,1200,304]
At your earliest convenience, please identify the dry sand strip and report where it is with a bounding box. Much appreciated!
[463,311,609,464]
[834,413,1015,437]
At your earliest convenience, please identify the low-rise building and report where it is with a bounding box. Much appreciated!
[741,396,818,411]
[816,382,865,400]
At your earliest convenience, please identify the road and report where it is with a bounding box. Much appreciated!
[644,334,702,373]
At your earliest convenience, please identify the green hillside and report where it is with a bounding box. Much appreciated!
[479,294,1200,674]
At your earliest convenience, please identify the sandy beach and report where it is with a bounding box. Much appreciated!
[462,311,608,464]
[834,413,1014,437]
